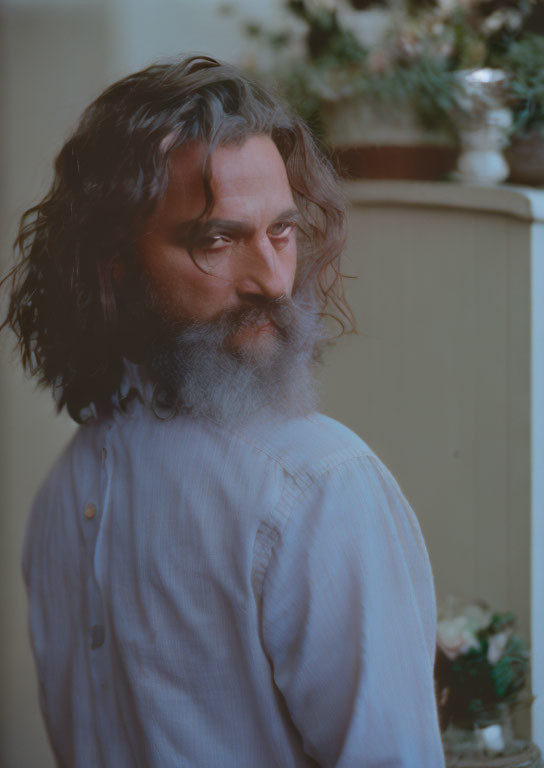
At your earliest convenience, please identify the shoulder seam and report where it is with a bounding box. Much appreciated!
[252,452,376,599]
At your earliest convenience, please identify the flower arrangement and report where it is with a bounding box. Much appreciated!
[435,596,530,730]
[228,0,544,144]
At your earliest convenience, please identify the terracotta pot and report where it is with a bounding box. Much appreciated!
[325,99,459,181]
[506,129,544,186]
[331,143,460,181]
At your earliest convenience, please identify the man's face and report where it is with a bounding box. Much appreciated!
[138,134,299,357]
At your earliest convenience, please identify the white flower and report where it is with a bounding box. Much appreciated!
[487,630,512,664]
[437,616,480,660]
[464,603,492,634]
[304,0,338,13]
[436,0,475,17]
[482,9,524,36]
[437,0,458,13]
[336,8,392,49]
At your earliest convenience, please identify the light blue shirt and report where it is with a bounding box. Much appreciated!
[23,365,445,767]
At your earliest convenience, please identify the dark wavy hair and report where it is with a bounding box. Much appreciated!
[1,55,353,423]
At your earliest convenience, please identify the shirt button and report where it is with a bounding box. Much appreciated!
[84,502,97,520]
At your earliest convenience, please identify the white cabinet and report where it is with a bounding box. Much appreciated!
[319,181,544,744]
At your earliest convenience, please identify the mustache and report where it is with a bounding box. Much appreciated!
[161,295,300,345]
[223,297,296,340]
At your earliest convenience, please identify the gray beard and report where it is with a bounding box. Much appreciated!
[145,288,327,426]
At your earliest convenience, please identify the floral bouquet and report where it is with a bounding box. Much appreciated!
[435,596,530,732]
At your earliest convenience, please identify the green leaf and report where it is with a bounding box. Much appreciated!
[243,22,263,38]
[269,31,293,49]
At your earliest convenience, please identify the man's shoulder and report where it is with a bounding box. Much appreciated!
[28,422,99,506]
[33,408,376,495]
[227,411,376,485]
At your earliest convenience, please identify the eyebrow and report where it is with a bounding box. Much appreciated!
[172,208,302,243]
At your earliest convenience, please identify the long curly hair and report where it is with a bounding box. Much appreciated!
[1,55,354,423]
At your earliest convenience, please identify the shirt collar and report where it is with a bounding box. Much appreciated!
[119,359,156,408]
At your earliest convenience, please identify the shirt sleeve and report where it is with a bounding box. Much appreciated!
[260,454,445,768]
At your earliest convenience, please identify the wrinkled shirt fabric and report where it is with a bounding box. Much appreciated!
[23,366,445,767]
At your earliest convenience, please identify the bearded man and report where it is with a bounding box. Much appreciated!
[2,56,445,767]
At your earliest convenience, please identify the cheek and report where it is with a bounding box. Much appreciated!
[181,280,235,321]
[285,241,298,289]
[142,248,235,321]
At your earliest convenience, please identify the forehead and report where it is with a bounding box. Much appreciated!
[157,135,294,221]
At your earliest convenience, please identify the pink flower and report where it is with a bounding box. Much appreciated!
[367,50,391,74]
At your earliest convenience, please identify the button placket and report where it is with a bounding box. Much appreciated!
[82,499,106,652]
[85,427,113,668]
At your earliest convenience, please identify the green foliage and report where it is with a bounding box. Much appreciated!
[489,611,516,633]
[490,635,529,699]
[269,31,293,50]
[494,34,544,132]
[287,0,335,30]
[322,30,367,66]
[243,22,262,39]
[279,64,328,141]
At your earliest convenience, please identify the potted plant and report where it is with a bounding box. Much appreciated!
[229,0,544,183]
[237,0,462,179]
[435,596,540,764]
[499,33,544,184]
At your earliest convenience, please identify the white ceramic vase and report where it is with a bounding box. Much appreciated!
[454,69,512,185]
[456,107,513,184]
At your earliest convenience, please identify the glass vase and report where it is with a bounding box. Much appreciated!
[441,703,541,765]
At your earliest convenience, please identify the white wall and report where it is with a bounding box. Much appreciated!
[109,0,286,75]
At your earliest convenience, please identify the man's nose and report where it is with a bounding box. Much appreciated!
[235,236,294,301]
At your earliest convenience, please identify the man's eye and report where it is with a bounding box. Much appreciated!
[269,221,296,238]
[199,235,232,251]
